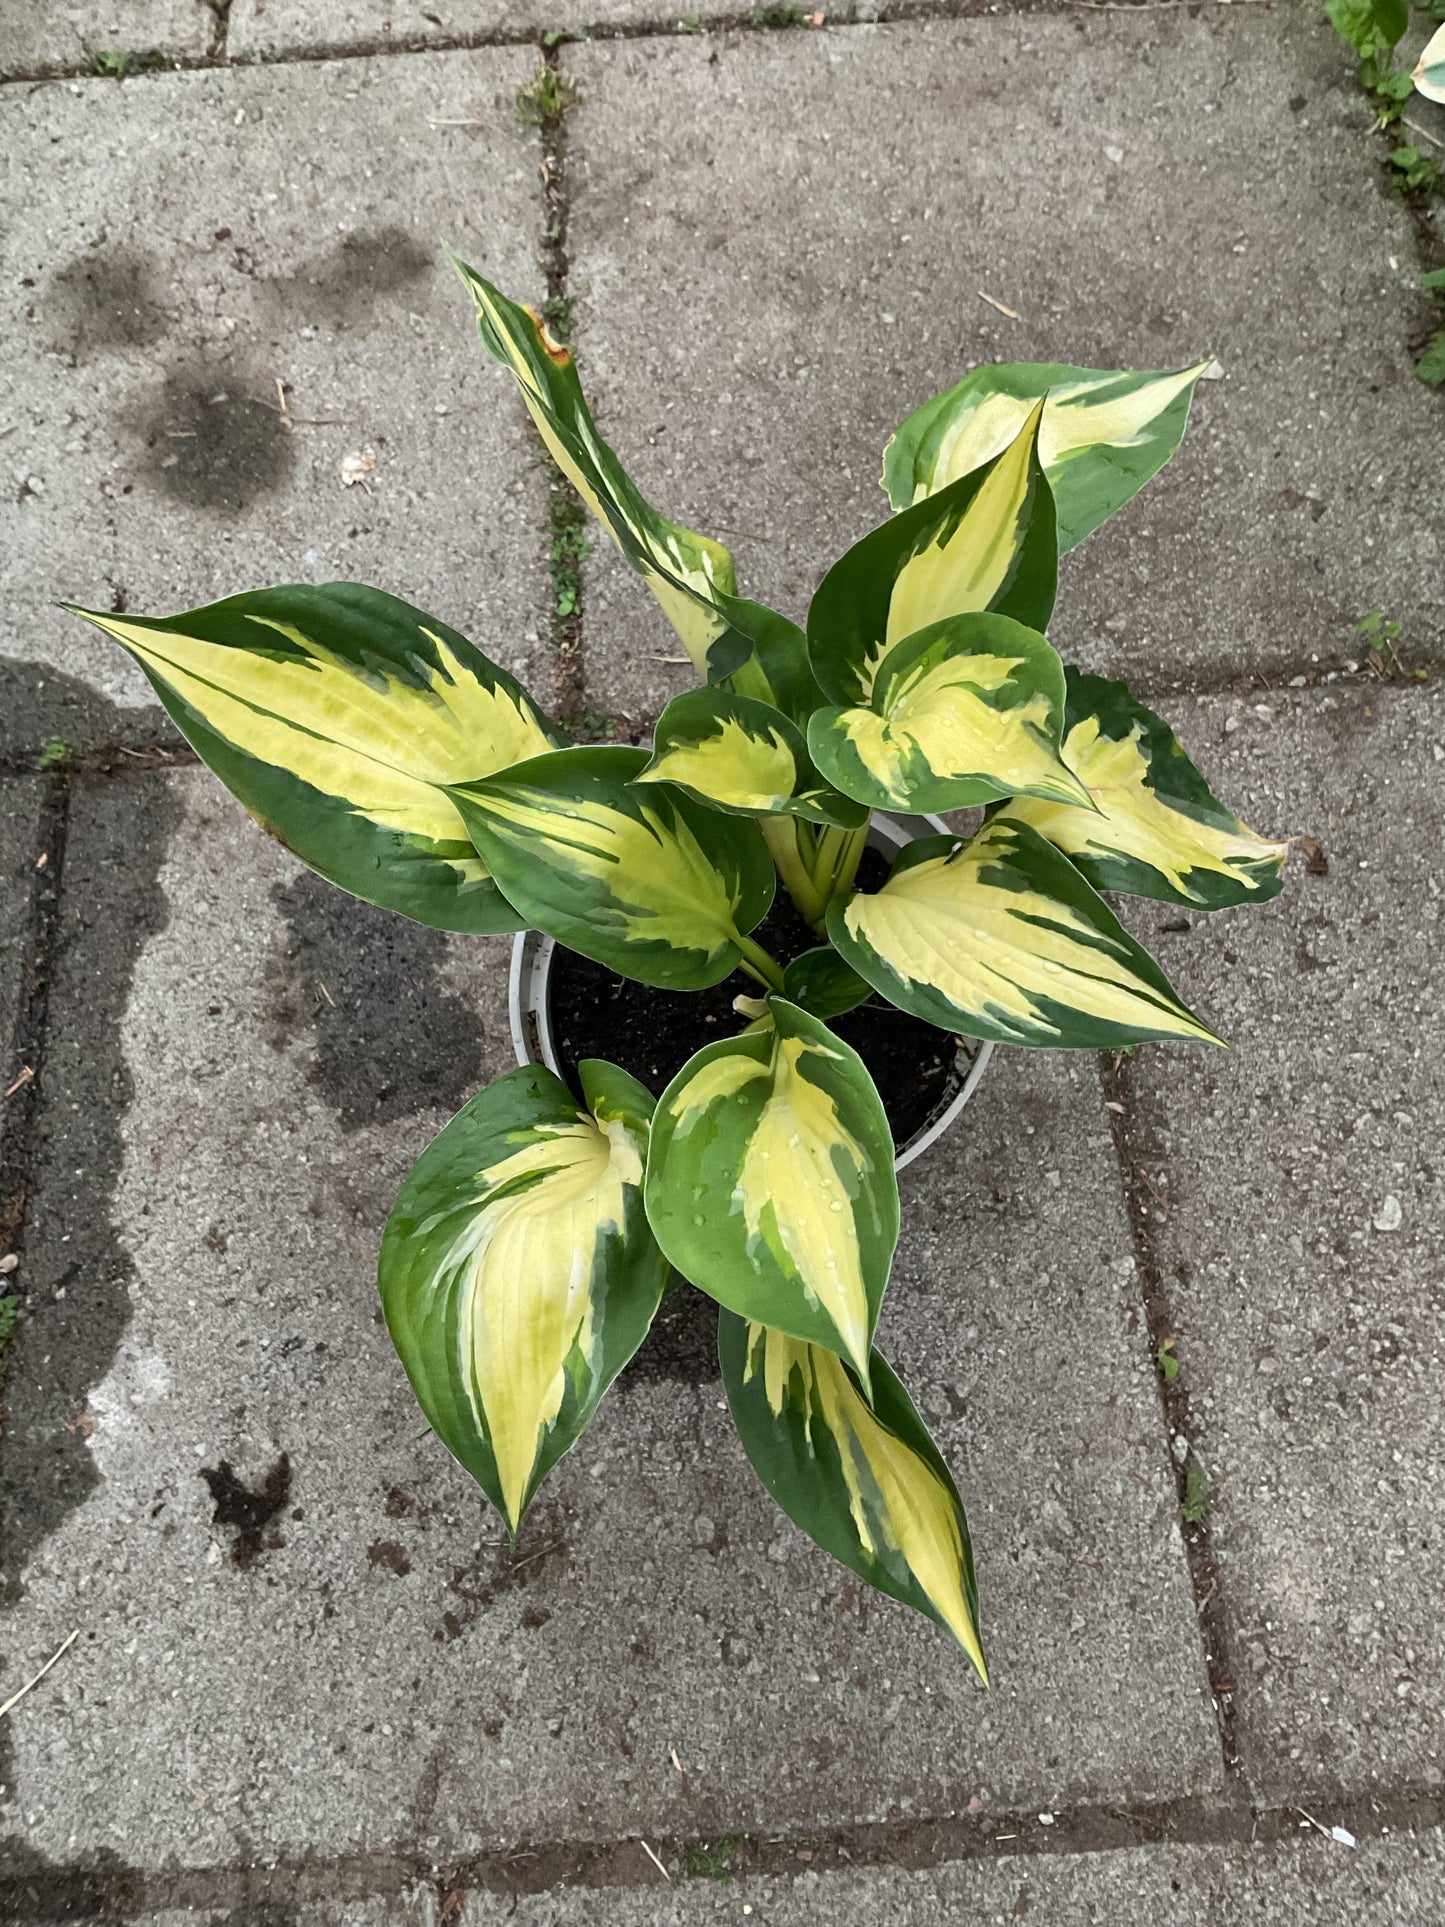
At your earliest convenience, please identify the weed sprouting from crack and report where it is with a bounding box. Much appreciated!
[88,46,167,78]
[1181,1463,1211,1525]
[34,737,75,774]
[0,1294,19,1394]
[1355,610,1434,682]
[517,63,578,129]
[548,483,592,626]
[682,1836,746,1882]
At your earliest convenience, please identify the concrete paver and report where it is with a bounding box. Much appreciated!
[0,1,214,79]
[452,1831,1445,1922]
[1131,683,1445,1800]
[0,49,551,745]
[143,1899,430,1925]
[0,779,43,1097]
[0,765,1214,1872]
[562,16,1441,724]
[227,0,683,58]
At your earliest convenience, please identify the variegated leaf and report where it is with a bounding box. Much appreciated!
[65,583,560,933]
[456,258,755,680]
[639,687,866,828]
[645,998,899,1386]
[447,745,776,989]
[807,610,1089,815]
[882,360,1211,552]
[780,946,872,1022]
[1005,670,1288,908]
[720,1313,985,1678]
[1415,21,1445,99]
[827,817,1219,1049]
[808,407,1056,706]
[379,1060,667,1533]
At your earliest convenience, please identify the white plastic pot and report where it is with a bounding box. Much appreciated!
[508,812,992,1172]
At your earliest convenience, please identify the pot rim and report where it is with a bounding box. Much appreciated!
[507,812,993,1172]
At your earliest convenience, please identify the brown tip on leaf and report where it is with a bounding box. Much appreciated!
[522,304,572,365]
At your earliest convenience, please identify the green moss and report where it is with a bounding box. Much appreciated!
[682,1836,745,1882]
[1181,1465,1210,1524]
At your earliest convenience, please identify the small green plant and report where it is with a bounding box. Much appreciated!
[1327,0,1408,72]
[548,489,593,622]
[1417,276,1445,385]
[0,1295,19,1382]
[1356,610,1432,680]
[35,736,73,772]
[1156,1341,1181,1384]
[570,709,623,744]
[517,64,577,128]
[67,265,1288,1681]
[682,1836,744,1881]
[1325,2,1445,170]
[540,293,574,342]
[1387,143,1441,195]
[90,46,166,78]
[749,2,805,24]
[1411,267,1445,390]
[1181,1465,1211,1524]
[678,10,704,29]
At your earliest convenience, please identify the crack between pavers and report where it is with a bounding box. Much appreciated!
[0,745,197,782]
[0,773,70,1304]
[4,1785,1445,1918]
[529,46,592,728]
[0,0,1275,88]
[1097,1045,1247,1793]
[205,0,232,61]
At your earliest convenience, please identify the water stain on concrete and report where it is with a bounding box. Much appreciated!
[46,243,171,362]
[368,1537,412,1578]
[129,373,294,512]
[282,224,431,328]
[200,1453,293,1569]
[434,1509,568,1644]
[266,871,485,1129]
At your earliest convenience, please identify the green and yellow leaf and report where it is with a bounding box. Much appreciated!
[1004,670,1288,908]
[720,1313,984,1678]
[456,258,747,677]
[807,610,1089,815]
[1414,21,1445,100]
[379,1059,667,1533]
[808,407,1056,706]
[639,687,866,828]
[645,998,899,1385]
[881,361,1211,552]
[827,816,1220,1049]
[447,745,776,989]
[65,583,561,933]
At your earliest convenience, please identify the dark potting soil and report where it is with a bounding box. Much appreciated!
[549,849,961,1151]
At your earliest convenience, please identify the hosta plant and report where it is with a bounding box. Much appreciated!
[67,263,1287,1682]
